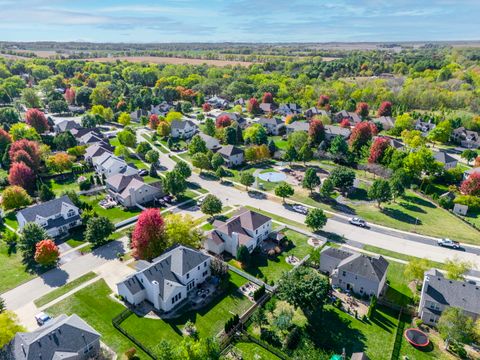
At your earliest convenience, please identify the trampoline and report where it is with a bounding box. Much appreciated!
[404,328,430,347]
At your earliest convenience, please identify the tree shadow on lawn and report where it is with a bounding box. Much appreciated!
[370,309,396,333]
[402,195,435,209]
[399,202,426,214]
[385,287,413,307]
[381,208,422,225]
[348,187,369,201]
[308,307,367,354]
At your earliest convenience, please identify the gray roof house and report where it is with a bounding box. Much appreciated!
[278,103,302,116]
[418,269,480,326]
[258,117,285,135]
[334,110,362,124]
[415,120,436,135]
[198,132,221,151]
[216,112,247,128]
[117,245,211,312]
[286,121,309,134]
[92,153,138,177]
[53,119,81,134]
[433,151,458,169]
[259,103,276,114]
[84,142,114,162]
[324,125,351,140]
[205,207,272,257]
[207,95,229,109]
[373,116,395,131]
[320,246,389,297]
[16,196,81,238]
[217,145,244,167]
[304,107,329,119]
[106,174,163,208]
[171,120,197,139]
[451,127,480,149]
[6,314,100,360]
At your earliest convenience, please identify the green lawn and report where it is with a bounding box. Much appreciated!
[228,229,312,284]
[46,279,148,358]
[307,305,400,360]
[232,342,281,360]
[384,262,414,307]
[127,156,149,170]
[49,177,80,195]
[0,242,36,293]
[80,194,141,223]
[3,211,19,230]
[270,136,288,151]
[351,192,479,244]
[120,272,252,355]
[34,272,97,307]
[63,227,86,248]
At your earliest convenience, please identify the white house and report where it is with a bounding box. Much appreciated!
[16,196,82,238]
[171,120,197,139]
[205,208,272,257]
[92,153,138,177]
[216,145,244,167]
[117,245,211,312]
[258,117,285,135]
[106,174,163,208]
[433,151,458,170]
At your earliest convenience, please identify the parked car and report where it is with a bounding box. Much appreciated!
[163,195,174,203]
[349,217,367,227]
[138,169,148,176]
[35,312,52,326]
[292,204,308,214]
[437,238,460,249]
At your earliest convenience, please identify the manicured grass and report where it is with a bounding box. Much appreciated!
[384,262,414,307]
[270,136,288,151]
[63,227,86,248]
[398,322,453,360]
[49,177,79,195]
[201,223,214,231]
[120,272,252,353]
[46,279,148,358]
[233,342,281,360]
[228,228,312,283]
[127,156,149,170]
[4,211,19,230]
[79,194,141,223]
[307,305,400,360]
[351,192,479,244]
[34,272,97,307]
[0,242,36,293]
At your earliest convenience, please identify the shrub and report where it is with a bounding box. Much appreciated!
[253,285,266,301]
[125,347,137,360]
[284,326,301,350]
[79,179,91,191]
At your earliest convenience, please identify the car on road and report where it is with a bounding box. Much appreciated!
[138,169,148,176]
[437,238,461,249]
[292,204,308,214]
[349,217,367,227]
[35,312,52,326]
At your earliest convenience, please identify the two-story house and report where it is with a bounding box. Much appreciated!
[198,132,222,151]
[433,151,458,170]
[372,116,396,131]
[207,95,229,109]
[216,112,247,129]
[320,247,389,297]
[415,120,436,136]
[171,120,198,139]
[258,117,285,135]
[324,125,352,140]
[16,196,82,238]
[117,245,211,312]
[106,173,163,208]
[92,153,138,177]
[277,103,302,117]
[6,314,100,360]
[334,110,362,124]
[205,208,272,257]
[451,127,480,149]
[418,269,480,326]
[84,142,114,163]
[53,119,81,134]
[216,145,244,167]
[285,121,309,135]
[304,107,329,119]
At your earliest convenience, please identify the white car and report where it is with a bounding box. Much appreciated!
[35,312,52,326]
[437,238,460,249]
[349,217,367,227]
[292,204,308,214]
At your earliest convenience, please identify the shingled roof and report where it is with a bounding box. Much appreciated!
[337,253,389,282]
[17,196,76,223]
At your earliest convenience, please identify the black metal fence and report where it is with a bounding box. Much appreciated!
[390,308,406,360]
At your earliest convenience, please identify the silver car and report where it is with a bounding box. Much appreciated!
[349,217,367,227]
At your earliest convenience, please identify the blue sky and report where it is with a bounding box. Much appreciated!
[1,0,479,43]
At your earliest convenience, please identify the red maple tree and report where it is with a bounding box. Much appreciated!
[149,114,160,130]
[377,101,392,117]
[0,128,12,154]
[131,208,167,260]
[64,88,76,105]
[9,139,41,172]
[216,115,232,128]
[202,103,212,112]
[25,108,49,133]
[339,118,351,128]
[8,162,36,193]
[262,92,273,104]
[247,98,260,114]
[34,239,59,266]
[356,102,369,118]
[368,137,390,164]
[460,173,480,196]
[349,122,375,152]
[308,119,325,145]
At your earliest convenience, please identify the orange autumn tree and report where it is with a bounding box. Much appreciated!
[34,239,59,267]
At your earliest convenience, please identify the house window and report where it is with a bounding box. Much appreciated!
[187,274,190,279]
[198,266,200,270]
[67,209,76,218]
[342,271,346,277]
[256,229,258,235]
[172,298,174,304]
[204,262,207,268]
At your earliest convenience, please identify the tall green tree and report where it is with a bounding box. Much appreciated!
[305,209,327,232]
[240,172,255,190]
[275,182,294,203]
[200,195,223,218]
[438,307,474,349]
[84,216,115,246]
[19,222,48,264]
[162,170,187,197]
[368,179,392,208]
[302,168,321,194]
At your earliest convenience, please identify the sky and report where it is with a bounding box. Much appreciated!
[0,0,479,43]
